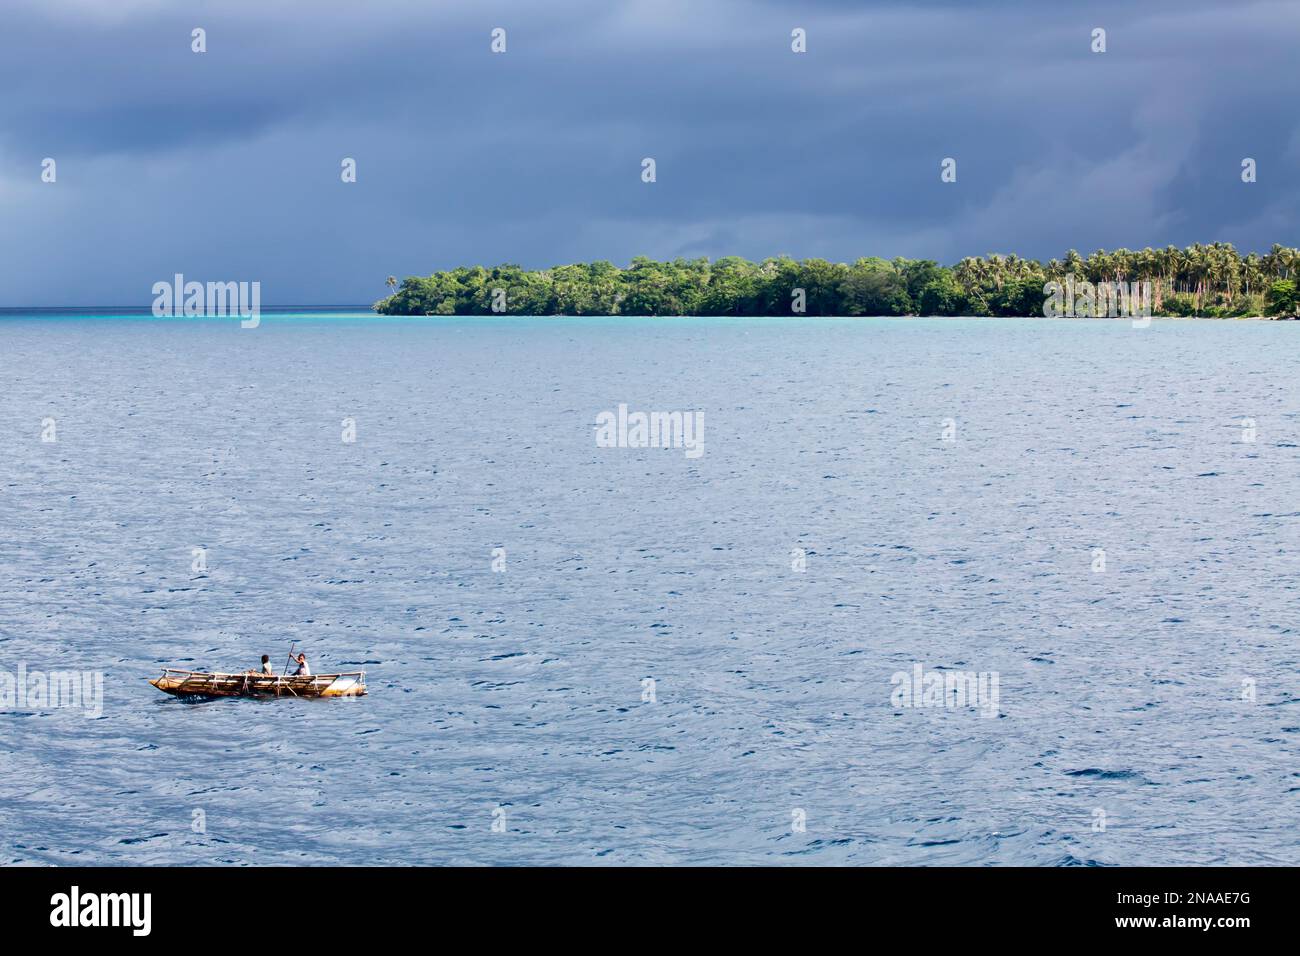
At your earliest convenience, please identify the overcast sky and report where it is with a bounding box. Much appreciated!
[2,0,1297,306]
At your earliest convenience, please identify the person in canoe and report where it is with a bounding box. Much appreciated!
[260,654,273,675]
[293,652,311,676]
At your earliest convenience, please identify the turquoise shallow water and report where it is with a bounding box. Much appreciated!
[1,314,1297,865]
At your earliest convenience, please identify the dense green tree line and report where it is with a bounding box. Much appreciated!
[375,243,1300,318]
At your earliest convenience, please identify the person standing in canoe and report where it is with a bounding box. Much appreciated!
[293,652,311,676]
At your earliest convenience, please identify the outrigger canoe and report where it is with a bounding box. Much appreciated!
[150,668,366,699]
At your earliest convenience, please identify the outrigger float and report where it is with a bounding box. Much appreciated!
[149,668,366,699]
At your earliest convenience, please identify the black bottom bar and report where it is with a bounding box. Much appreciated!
[0,866,1281,941]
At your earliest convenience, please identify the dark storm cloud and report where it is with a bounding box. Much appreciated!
[1,0,1297,305]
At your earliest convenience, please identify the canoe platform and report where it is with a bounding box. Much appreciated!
[150,668,367,699]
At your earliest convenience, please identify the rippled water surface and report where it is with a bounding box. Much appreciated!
[1,314,1297,866]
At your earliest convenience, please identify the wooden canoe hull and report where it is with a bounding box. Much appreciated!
[150,670,366,699]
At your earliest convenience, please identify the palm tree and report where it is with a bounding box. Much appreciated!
[1265,244,1290,280]
[987,254,1006,290]
[386,275,398,296]
[1244,253,1263,299]
[1064,249,1084,279]
[1112,248,1133,284]
[954,257,982,291]
[1216,243,1241,307]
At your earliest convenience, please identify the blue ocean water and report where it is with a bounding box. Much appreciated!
[1,313,1297,866]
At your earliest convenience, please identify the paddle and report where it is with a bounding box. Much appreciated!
[282,642,297,677]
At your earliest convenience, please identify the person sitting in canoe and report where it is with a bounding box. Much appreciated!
[293,653,311,676]
[260,654,273,675]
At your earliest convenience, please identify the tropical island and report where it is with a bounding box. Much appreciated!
[375,243,1300,318]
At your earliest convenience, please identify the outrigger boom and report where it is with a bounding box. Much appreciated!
[150,668,367,699]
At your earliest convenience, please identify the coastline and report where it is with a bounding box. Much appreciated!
[373,247,1300,321]
[1,309,1293,322]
